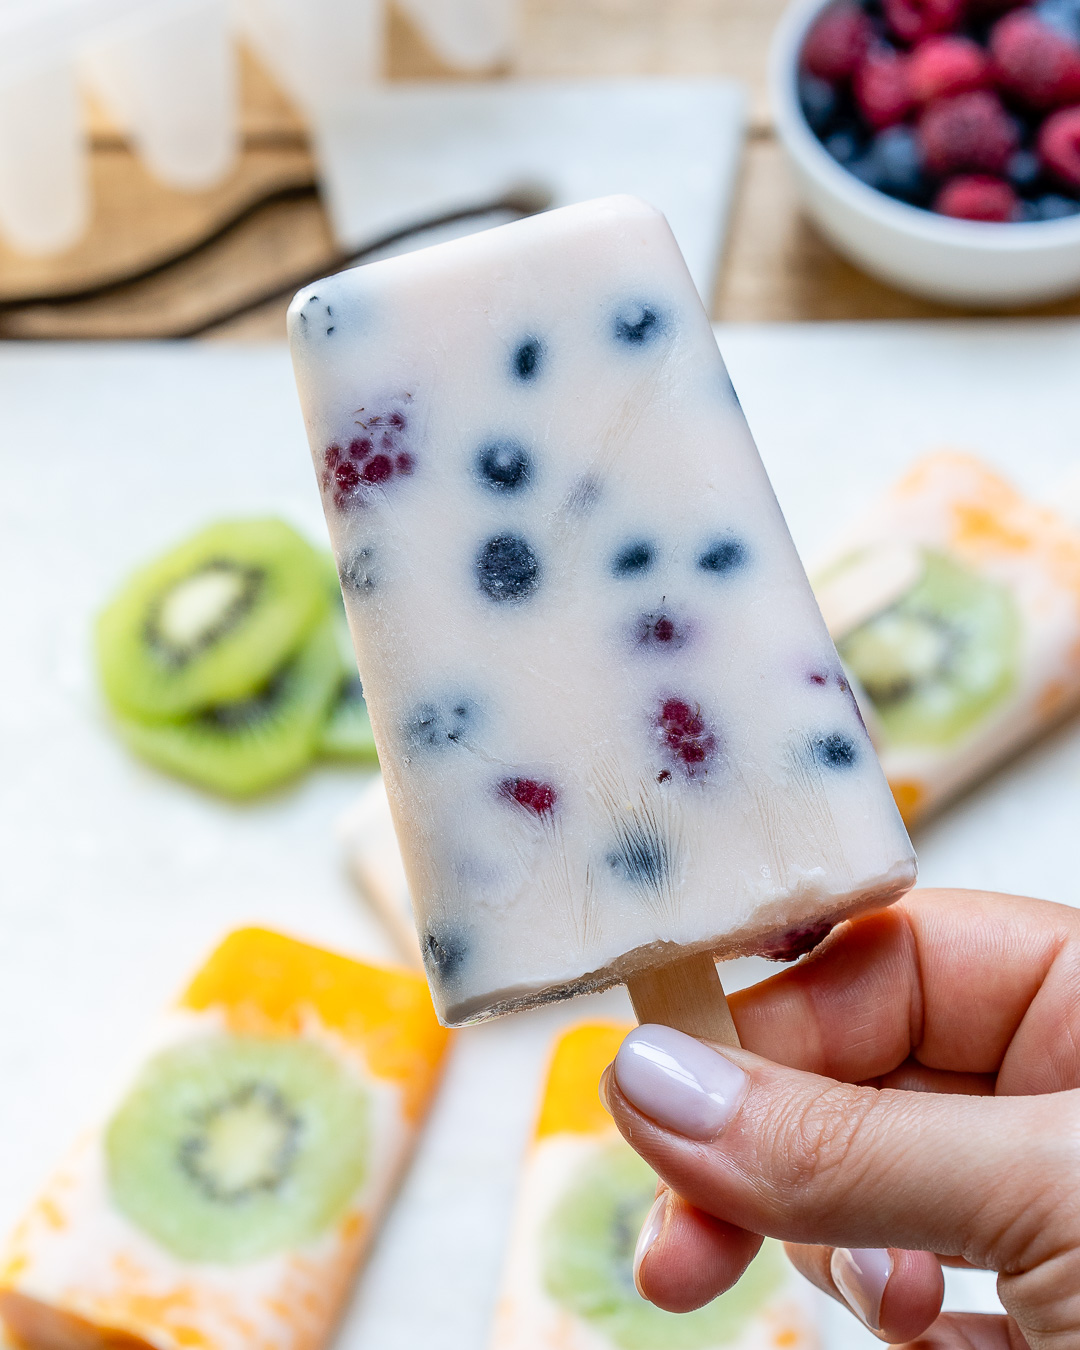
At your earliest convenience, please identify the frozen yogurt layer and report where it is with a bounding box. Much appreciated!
[289,195,916,1026]
[0,929,449,1350]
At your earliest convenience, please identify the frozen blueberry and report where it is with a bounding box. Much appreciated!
[606,824,670,889]
[612,540,654,576]
[698,536,748,575]
[499,777,557,815]
[1008,150,1042,191]
[476,440,532,493]
[512,338,543,381]
[799,72,838,135]
[612,303,667,345]
[476,534,540,603]
[1036,0,1080,42]
[1035,193,1080,220]
[422,928,468,983]
[405,698,476,751]
[865,126,929,204]
[338,546,377,592]
[811,731,859,769]
[825,128,863,167]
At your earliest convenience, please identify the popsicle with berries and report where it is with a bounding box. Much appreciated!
[289,195,916,1034]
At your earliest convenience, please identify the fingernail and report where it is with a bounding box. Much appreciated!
[830,1247,893,1331]
[633,1190,668,1297]
[599,1065,613,1114]
[614,1024,748,1140]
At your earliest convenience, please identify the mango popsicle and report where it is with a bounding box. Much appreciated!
[815,451,1080,825]
[0,929,449,1350]
[491,1022,818,1350]
[289,195,916,1029]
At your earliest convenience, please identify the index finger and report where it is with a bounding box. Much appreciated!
[728,889,1080,1092]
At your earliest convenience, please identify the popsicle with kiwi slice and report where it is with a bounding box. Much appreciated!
[0,928,451,1350]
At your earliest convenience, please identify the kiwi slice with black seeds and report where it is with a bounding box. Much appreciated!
[542,1142,783,1348]
[838,549,1020,748]
[116,617,340,797]
[106,1034,369,1263]
[98,519,329,722]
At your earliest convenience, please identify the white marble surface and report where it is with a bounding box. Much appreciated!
[4,325,1078,1346]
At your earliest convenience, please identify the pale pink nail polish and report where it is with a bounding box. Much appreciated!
[633,1191,669,1297]
[830,1247,893,1331]
[614,1024,748,1139]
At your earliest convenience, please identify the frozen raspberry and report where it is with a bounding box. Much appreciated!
[918,90,1019,175]
[760,921,835,961]
[907,36,991,103]
[657,698,717,774]
[802,2,873,81]
[1039,104,1080,187]
[883,0,964,44]
[990,10,1080,107]
[855,46,914,127]
[499,777,557,815]
[636,612,688,648]
[934,173,1021,218]
[321,403,413,510]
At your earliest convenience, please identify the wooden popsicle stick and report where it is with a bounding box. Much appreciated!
[626,952,741,1047]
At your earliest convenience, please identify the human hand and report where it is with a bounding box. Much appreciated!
[600,889,1080,1349]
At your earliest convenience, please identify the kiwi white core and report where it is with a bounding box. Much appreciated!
[182,1084,299,1201]
[158,567,253,650]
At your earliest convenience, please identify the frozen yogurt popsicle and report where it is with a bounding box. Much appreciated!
[0,928,449,1350]
[815,451,1080,825]
[491,1022,818,1350]
[289,195,916,1029]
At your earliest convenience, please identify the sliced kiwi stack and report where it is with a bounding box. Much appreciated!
[542,1142,783,1349]
[105,1033,370,1264]
[837,549,1020,748]
[97,521,379,796]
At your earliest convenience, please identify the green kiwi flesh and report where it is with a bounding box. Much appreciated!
[838,549,1020,748]
[542,1142,783,1349]
[105,1034,369,1264]
[319,675,379,763]
[317,550,378,763]
[117,617,340,797]
[98,519,329,721]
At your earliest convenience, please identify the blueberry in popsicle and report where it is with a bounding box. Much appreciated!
[289,195,916,1031]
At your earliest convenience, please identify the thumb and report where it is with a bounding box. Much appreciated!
[606,1024,1078,1272]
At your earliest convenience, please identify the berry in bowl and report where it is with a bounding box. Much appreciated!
[770,0,1080,304]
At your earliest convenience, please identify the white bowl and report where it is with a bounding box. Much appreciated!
[769,0,1080,306]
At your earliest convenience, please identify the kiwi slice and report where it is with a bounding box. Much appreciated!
[98,519,329,722]
[316,551,379,763]
[542,1142,783,1349]
[105,1034,369,1264]
[319,674,379,763]
[838,549,1020,748]
[116,617,341,797]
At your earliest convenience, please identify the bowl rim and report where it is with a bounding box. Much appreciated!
[768,0,1080,252]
